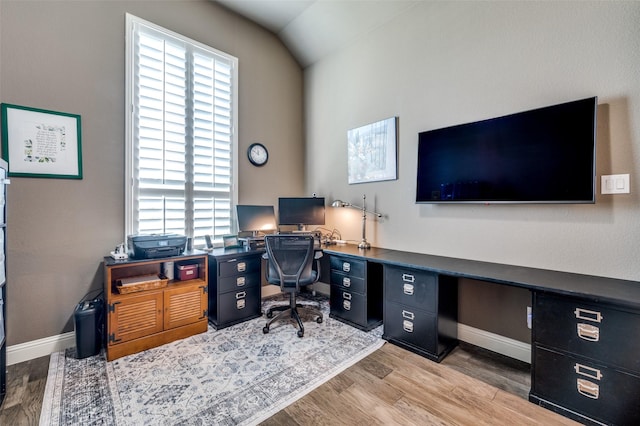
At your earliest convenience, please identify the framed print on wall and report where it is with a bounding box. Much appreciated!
[347,116,397,184]
[1,103,83,179]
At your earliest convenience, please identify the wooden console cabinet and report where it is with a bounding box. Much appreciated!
[103,253,208,361]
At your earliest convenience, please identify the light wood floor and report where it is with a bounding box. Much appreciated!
[0,342,579,426]
[260,343,580,426]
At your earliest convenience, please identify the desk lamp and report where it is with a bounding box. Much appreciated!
[331,194,383,249]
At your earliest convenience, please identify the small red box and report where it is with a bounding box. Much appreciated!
[175,263,198,281]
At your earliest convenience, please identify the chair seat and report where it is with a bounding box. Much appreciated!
[267,270,318,288]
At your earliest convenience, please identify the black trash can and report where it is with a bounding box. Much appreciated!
[74,298,103,359]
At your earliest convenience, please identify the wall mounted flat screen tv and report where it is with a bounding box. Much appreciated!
[416,97,597,204]
[278,197,325,231]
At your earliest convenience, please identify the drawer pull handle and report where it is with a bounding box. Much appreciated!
[402,310,414,320]
[574,307,603,323]
[403,320,414,333]
[236,299,246,310]
[237,262,246,272]
[343,300,351,311]
[577,323,600,342]
[235,291,246,299]
[236,277,245,287]
[403,283,414,295]
[343,277,351,287]
[576,378,599,399]
[343,292,352,300]
[574,363,603,381]
[342,262,351,272]
[402,274,415,283]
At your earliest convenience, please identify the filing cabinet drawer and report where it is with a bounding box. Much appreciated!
[218,272,260,294]
[534,292,640,373]
[384,300,437,353]
[330,256,365,278]
[330,271,365,294]
[532,345,640,425]
[330,288,367,327]
[218,288,261,325]
[385,266,437,312]
[218,256,260,278]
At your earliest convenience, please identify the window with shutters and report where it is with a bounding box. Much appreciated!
[125,14,238,248]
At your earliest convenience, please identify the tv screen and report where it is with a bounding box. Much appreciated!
[236,205,277,234]
[416,97,597,204]
[278,197,325,230]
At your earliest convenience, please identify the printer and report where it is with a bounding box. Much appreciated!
[127,234,187,259]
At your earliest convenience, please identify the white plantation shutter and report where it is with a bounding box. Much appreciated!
[126,14,237,247]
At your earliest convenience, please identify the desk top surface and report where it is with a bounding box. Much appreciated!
[323,244,640,310]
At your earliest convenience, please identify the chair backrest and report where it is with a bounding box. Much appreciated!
[264,234,316,289]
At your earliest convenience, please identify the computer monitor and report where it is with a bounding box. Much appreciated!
[278,197,325,231]
[236,205,277,236]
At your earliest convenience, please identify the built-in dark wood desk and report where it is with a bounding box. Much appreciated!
[323,244,640,426]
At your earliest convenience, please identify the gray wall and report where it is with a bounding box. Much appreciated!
[4,0,639,349]
[306,2,640,342]
[0,0,304,345]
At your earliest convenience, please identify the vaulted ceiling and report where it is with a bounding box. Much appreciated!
[215,0,419,68]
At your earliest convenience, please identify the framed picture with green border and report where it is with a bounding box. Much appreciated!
[1,103,82,179]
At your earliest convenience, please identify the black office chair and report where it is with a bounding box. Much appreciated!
[262,234,323,337]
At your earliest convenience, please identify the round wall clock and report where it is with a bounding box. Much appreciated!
[248,142,268,166]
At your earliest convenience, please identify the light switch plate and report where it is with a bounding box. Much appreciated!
[601,174,630,194]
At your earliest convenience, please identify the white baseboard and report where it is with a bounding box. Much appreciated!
[7,323,531,366]
[458,323,531,364]
[7,331,76,366]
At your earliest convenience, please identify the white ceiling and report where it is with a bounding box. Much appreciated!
[215,0,419,68]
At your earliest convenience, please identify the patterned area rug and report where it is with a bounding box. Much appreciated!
[40,295,384,425]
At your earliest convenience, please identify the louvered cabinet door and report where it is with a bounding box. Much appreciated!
[110,291,164,344]
[164,282,207,330]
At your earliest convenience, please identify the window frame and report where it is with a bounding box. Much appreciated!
[124,13,238,248]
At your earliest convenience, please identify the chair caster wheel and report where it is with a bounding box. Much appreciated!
[263,326,270,334]
[297,330,304,338]
[316,317,323,324]
[266,311,273,318]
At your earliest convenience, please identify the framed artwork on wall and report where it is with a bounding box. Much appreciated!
[1,103,83,179]
[347,116,397,184]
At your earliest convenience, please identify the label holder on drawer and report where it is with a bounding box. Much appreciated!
[574,363,603,381]
[402,273,415,283]
[402,310,415,320]
[574,307,603,323]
